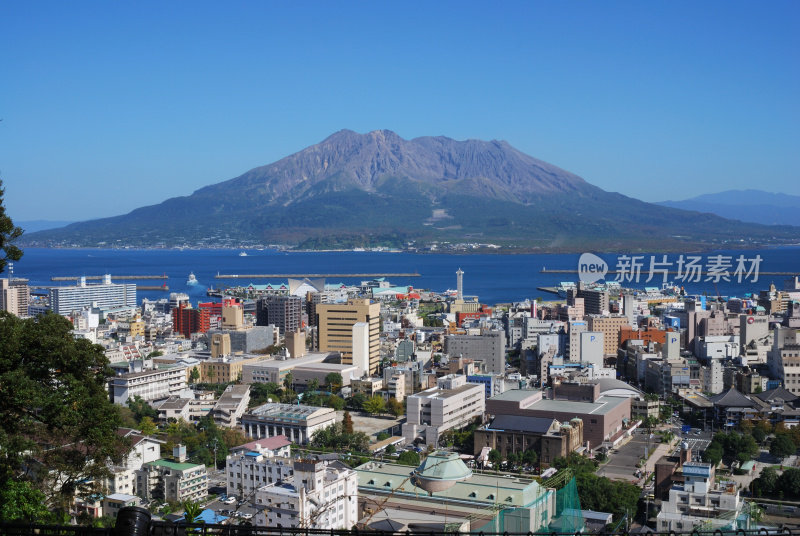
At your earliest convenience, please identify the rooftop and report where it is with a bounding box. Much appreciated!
[528,395,628,416]
[147,458,203,471]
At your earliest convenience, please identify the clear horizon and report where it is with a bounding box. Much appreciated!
[2,1,798,221]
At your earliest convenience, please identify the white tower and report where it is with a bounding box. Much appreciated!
[456,268,464,301]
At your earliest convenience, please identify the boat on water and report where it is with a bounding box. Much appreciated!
[239,251,248,257]
[186,272,198,285]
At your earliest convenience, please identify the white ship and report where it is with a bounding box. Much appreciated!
[239,251,248,257]
[186,272,198,285]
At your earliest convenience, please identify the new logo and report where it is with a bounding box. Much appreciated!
[578,253,608,284]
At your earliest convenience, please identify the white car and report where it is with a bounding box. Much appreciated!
[223,497,236,505]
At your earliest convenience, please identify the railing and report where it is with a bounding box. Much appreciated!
[1,508,799,536]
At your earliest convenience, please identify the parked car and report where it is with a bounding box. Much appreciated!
[223,496,236,505]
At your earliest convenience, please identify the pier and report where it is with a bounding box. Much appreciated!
[137,285,169,291]
[215,273,421,279]
[51,275,168,281]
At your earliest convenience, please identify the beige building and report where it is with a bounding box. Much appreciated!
[0,277,29,317]
[316,299,380,375]
[200,355,262,384]
[588,315,630,356]
[210,333,232,358]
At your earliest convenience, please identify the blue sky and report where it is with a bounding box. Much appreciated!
[1,1,798,221]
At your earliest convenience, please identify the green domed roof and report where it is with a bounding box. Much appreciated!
[412,451,472,494]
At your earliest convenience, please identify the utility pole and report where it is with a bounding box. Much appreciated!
[212,438,219,470]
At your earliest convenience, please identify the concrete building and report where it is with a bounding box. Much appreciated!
[200,355,262,384]
[474,415,584,466]
[253,458,359,530]
[102,494,141,518]
[485,386,631,450]
[172,303,210,339]
[257,295,302,336]
[110,366,188,405]
[316,299,381,375]
[579,331,604,369]
[656,462,743,531]
[226,442,294,498]
[444,331,506,374]
[136,447,207,504]
[241,402,337,444]
[241,352,343,386]
[402,374,485,446]
[212,384,251,427]
[587,315,629,356]
[0,277,29,317]
[50,275,136,316]
[206,325,274,354]
[575,284,610,316]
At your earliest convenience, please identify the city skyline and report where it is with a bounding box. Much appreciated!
[1,1,798,221]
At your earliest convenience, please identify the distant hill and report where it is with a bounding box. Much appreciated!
[657,190,800,227]
[16,220,75,233]
[22,130,800,251]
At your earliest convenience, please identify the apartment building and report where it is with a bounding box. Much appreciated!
[136,447,207,504]
[110,365,187,404]
[0,277,29,317]
[402,374,485,447]
[257,295,302,335]
[657,462,742,531]
[253,458,359,530]
[587,315,629,356]
[50,275,136,316]
[444,331,506,374]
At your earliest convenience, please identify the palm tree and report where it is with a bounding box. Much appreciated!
[182,500,204,524]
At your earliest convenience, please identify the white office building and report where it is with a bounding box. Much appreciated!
[110,366,188,405]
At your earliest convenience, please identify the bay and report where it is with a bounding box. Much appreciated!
[8,247,800,306]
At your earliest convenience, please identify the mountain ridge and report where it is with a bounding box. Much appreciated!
[21,130,800,251]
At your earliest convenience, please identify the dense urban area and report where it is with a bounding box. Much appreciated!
[2,257,800,532]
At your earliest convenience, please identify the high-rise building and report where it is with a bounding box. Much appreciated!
[256,294,302,335]
[0,277,29,317]
[172,303,210,339]
[316,299,380,375]
[49,275,136,316]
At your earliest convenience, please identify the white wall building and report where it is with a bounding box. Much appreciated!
[241,403,336,444]
[253,458,358,530]
[402,374,485,446]
[110,366,188,405]
[50,275,136,316]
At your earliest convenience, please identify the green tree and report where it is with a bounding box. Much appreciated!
[770,433,797,459]
[386,443,396,454]
[189,367,200,384]
[182,500,204,523]
[702,443,724,465]
[363,395,386,415]
[342,411,354,434]
[348,393,367,411]
[376,432,390,441]
[752,466,778,497]
[249,382,280,407]
[283,372,293,391]
[327,394,346,411]
[307,378,320,394]
[777,468,800,499]
[387,397,405,417]
[0,312,129,510]
[0,481,51,522]
[325,372,343,391]
[488,448,503,468]
[397,450,420,466]
[0,180,23,274]
[147,350,164,358]
[139,416,158,436]
[127,395,158,421]
[522,449,539,466]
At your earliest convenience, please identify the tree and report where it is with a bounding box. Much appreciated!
[342,411,354,434]
[325,372,343,391]
[348,393,367,411]
[0,312,129,511]
[182,500,204,523]
[363,395,386,415]
[307,378,320,394]
[488,449,503,468]
[189,367,200,384]
[139,416,158,436]
[386,443,396,454]
[327,394,345,411]
[770,433,797,459]
[777,468,800,499]
[0,481,51,522]
[283,372,294,391]
[522,449,539,466]
[387,397,405,417]
[127,395,158,421]
[376,432,390,441]
[397,450,420,466]
[0,180,23,275]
